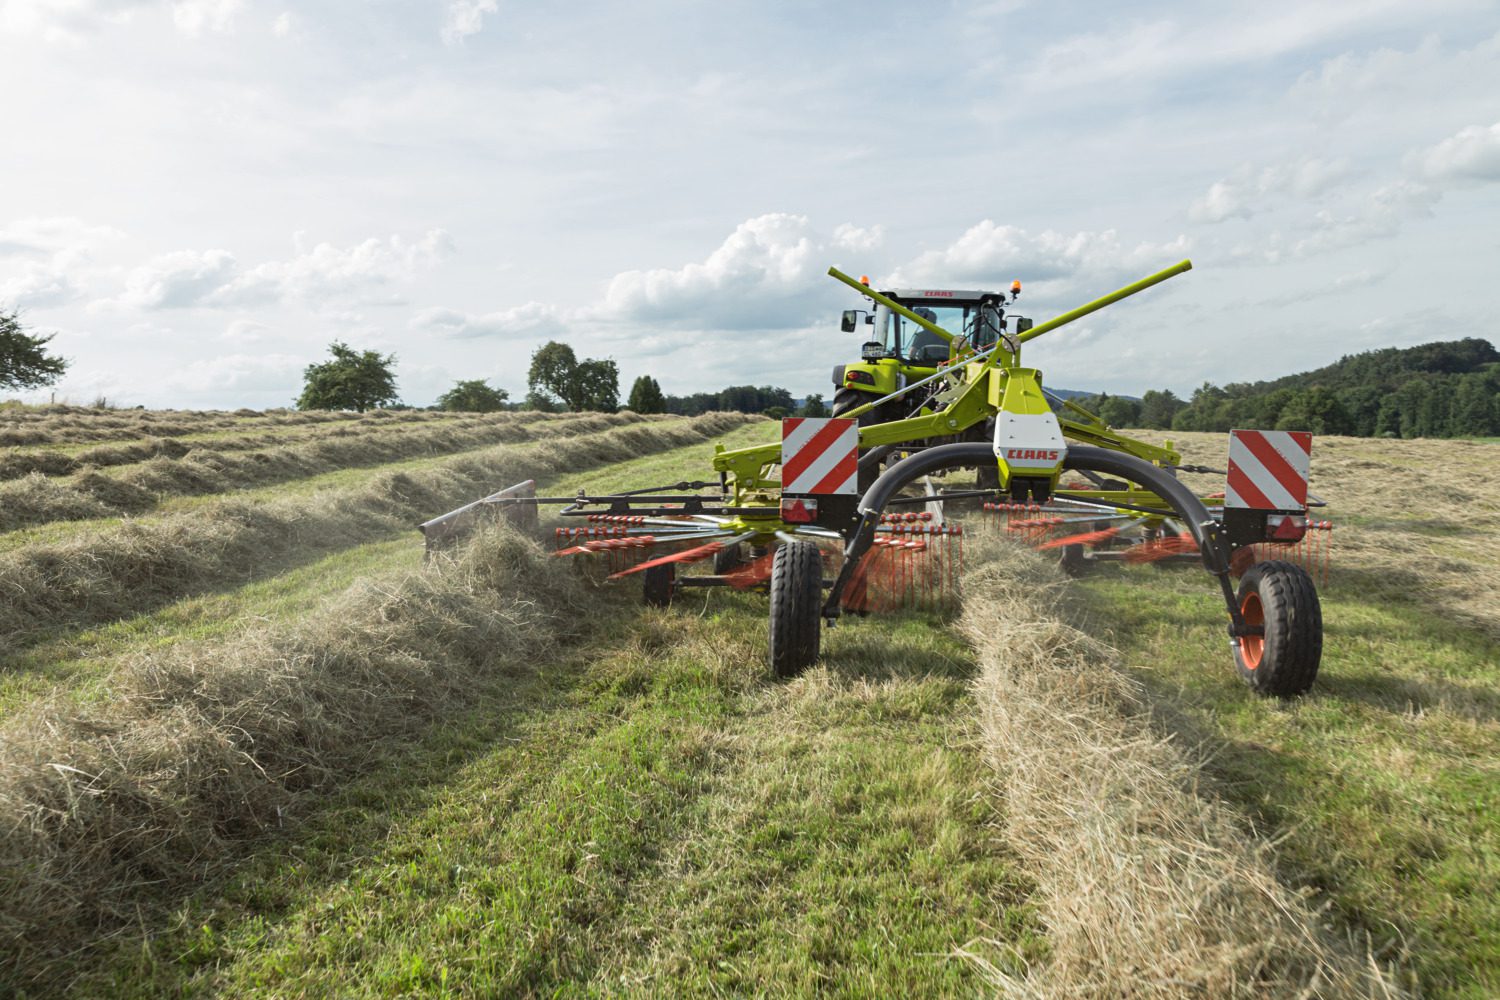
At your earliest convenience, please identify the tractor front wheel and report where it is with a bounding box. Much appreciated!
[769,541,822,678]
[1233,560,1321,697]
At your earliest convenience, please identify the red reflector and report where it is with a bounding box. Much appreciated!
[781,498,818,523]
[1267,514,1307,541]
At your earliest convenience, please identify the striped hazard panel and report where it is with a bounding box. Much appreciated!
[781,417,859,495]
[1226,430,1311,512]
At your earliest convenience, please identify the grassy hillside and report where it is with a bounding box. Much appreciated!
[1,406,1495,997]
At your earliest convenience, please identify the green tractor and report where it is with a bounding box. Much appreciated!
[830,278,1032,426]
[831,278,1032,489]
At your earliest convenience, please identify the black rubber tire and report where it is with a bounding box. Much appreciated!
[1233,560,1322,697]
[769,541,822,678]
[1058,543,1088,577]
[712,543,742,575]
[643,564,675,608]
[833,388,885,492]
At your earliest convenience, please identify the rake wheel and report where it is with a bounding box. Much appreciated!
[1233,560,1322,697]
[769,541,822,678]
[1057,543,1088,577]
[713,542,743,575]
[643,563,675,608]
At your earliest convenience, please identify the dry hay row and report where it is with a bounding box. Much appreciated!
[0,411,624,532]
[0,522,594,992]
[0,409,556,480]
[0,413,756,660]
[0,405,462,448]
[955,536,1404,999]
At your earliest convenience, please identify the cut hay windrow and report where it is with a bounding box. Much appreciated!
[0,521,597,993]
[0,410,629,531]
[0,404,461,448]
[956,535,1405,998]
[0,413,757,661]
[0,409,557,481]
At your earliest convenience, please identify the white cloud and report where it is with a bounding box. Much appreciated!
[410,302,565,341]
[601,213,826,329]
[889,222,1191,295]
[831,223,885,254]
[0,217,125,309]
[1290,32,1500,123]
[1188,158,1354,224]
[0,0,144,43]
[0,216,125,256]
[170,0,241,37]
[0,264,79,309]
[270,11,294,38]
[441,0,497,45]
[160,352,305,396]
[1015,1,1429,95]
[0,0,246,41]
[1413,122,1500,183]
[120,248,239,308]
[214,229,454,306]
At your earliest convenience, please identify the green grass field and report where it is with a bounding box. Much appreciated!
[1,409,1494,997]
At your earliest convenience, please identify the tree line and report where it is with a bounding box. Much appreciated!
[11,310,1490,436]
[1070,338,1500,438]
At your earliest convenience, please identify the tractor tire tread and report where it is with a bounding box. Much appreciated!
[769,541,822,678]
[1235,560,1321,697]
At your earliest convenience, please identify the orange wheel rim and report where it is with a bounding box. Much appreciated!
[1240,591,1265,670]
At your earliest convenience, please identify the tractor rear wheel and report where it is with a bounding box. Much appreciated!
[769,541,822,678]
[834,388,885,492]
[643,563,675,608]
[1233,560,1321,697]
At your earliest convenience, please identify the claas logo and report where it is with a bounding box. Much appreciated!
[1004,448,1061,461]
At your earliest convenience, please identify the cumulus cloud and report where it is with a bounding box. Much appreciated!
[160,352,306,396]
[0,0,244,41]
[170,0,241,36]
[441,0,497,44]
[889,222,1190,294]
[120,248,239,308]
[107,230,456,311]
[409,302,566,341]
[0,265,79,309]
[601,213,829,329]
[831,223,885,254]
[0,216,125,309]
[214,230,455,306]
[1188,158,1354,224]
[1412,122,1500,183]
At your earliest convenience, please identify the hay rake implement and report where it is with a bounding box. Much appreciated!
[423,259,1334,697]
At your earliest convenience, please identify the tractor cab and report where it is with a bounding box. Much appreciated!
[833,284,1030,422]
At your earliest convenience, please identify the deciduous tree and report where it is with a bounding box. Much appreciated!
[0,310,69,391]
[297,342,399,412]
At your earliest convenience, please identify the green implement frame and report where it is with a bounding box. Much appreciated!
[713,259,1193,497]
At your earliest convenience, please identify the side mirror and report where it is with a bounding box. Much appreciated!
[1015,317,1033,334]
[841,310,858,333]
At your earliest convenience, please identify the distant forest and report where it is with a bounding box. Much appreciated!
[663,384,799,417]
[1070,338,1500,438]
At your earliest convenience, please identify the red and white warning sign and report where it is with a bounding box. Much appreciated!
[782,417,859,495]
[1226,429,1312,511]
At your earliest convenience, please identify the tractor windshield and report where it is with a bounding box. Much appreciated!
[876,300,1005,364]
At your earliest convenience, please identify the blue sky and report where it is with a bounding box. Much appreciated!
[1,0,1497,408]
